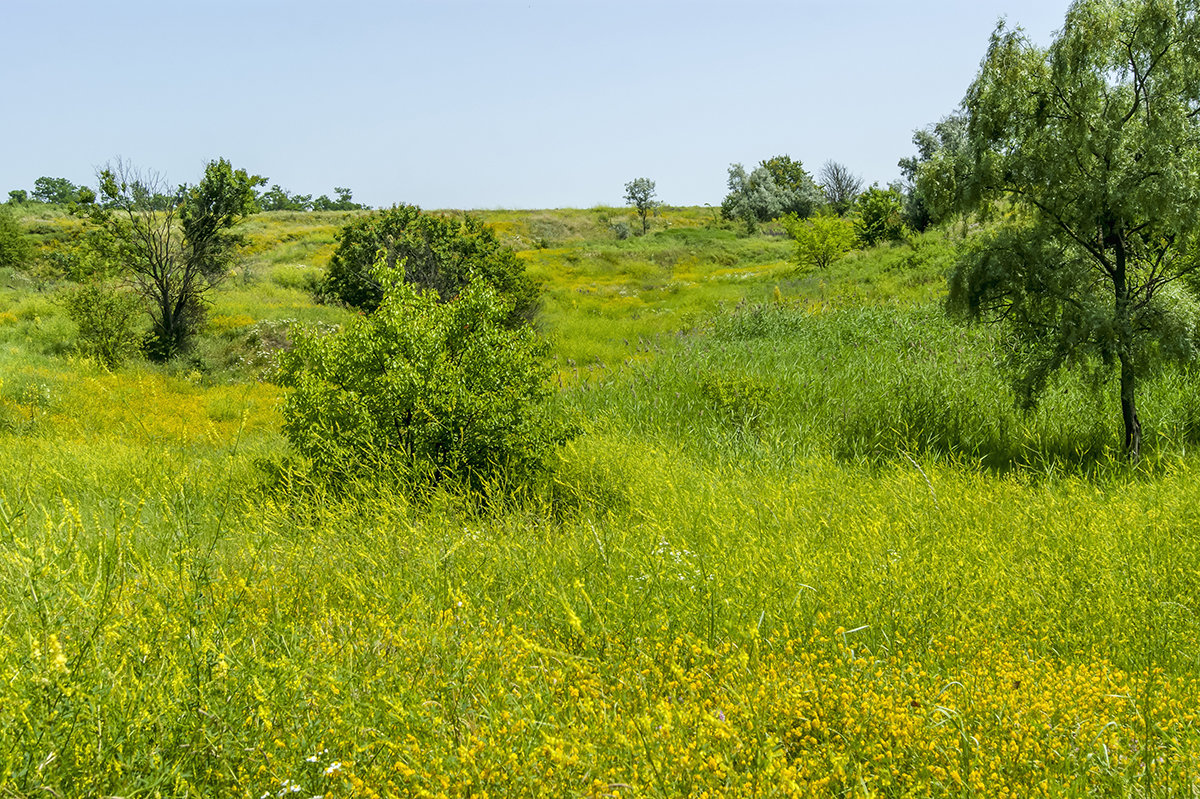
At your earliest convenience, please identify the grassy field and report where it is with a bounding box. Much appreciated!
[2,205,1200,797]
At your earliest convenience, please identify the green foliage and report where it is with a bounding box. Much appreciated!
[87,158,264,360]
[721,157,822,231]
[783,212,856,270]
[0,205,32,270]
[8,189,28,204]
[623,177,658,235]
[60,282,143,368]
[31,176,87,205]
[279,280,574,491]
[179,158,265,277]
[258,184,313,211]
[853,185,908,247]
[954,0,1200,457]
[696,371,777,428]
[898,113,970,231]
[322,205,539,327]
[258,185,365,212]
[311,187,366,211]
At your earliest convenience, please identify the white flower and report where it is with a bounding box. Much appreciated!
[324,761,343,776]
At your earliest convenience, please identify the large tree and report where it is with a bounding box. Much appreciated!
[950,0,1200,458]
[87,158,264,359]
[32,176,87,205]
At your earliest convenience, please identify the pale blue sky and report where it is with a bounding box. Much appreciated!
[2,0,1068,209]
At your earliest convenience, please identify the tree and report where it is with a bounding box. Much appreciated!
[819,160,864,216]
[623,178,658,234]
[760,155,822,216]
[259,184,313,211]
[8,190,28,204]
[322,204,539,328]
[721,157,822,231]
[32,176,87,205]
[278,279,575,490]
[853,185,908,247]
[898,113,971,231]
[949,0,1200,459]
[312,187,366,211]
[783,213,856,270]
[86,158,264,359]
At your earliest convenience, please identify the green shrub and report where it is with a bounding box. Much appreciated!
[322,205,539,327]
[278,279,576,491]
[60,283,143,368]
[853,186,908,247]
[0,205,32,270]
[783,212,856,270]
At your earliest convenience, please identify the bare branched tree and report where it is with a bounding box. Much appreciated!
[819,160,864,216]
[86,158,263,359]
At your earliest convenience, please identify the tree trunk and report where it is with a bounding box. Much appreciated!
[1113,235,1141,459]
[1120,352,1141,459]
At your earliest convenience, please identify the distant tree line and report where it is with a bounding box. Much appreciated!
[6,175,368,213]
[257,185,368,212]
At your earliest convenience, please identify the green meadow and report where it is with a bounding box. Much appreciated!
[2,205,1200,797]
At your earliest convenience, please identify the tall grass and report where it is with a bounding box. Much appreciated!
[3,206,1200,795]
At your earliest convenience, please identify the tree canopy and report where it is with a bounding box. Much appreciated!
[721,156,822,231]
[86,158,264,359]
[623,178,658,235]
[949,0,1200,458]
[322,205,539,328]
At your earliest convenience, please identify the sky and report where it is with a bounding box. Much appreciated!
[1,0,1070,210]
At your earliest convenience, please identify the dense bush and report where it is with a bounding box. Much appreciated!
[60,282,143,368]
[279,279,575,491]
[783,212,856,270]
[853,186,908,247]
[322,205,539,327]
[0,205,31,270]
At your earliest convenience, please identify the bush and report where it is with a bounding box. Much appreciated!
[783,213,856,270]
[854,186,908,247]
[60,282,143,368]
[278,279,576,491]
[322,205,539,327]
[0,205,32,270]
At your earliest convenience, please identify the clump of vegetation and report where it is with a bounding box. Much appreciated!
[722,155,823,231]
[82,158,264,360]
[279,279,575,491]
[783,212,856,270]
[0,205,31,270]
[321,204,539,328]
[853,185,908,246]
[59,282,143,368]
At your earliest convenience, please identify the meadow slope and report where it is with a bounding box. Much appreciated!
[1,206,1199,797]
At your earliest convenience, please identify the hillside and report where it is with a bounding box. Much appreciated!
[2,204,1199,797]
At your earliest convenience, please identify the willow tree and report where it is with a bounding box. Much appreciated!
[950,0,1200,458]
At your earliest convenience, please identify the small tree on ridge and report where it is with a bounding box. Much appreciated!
[624,178,658,235]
